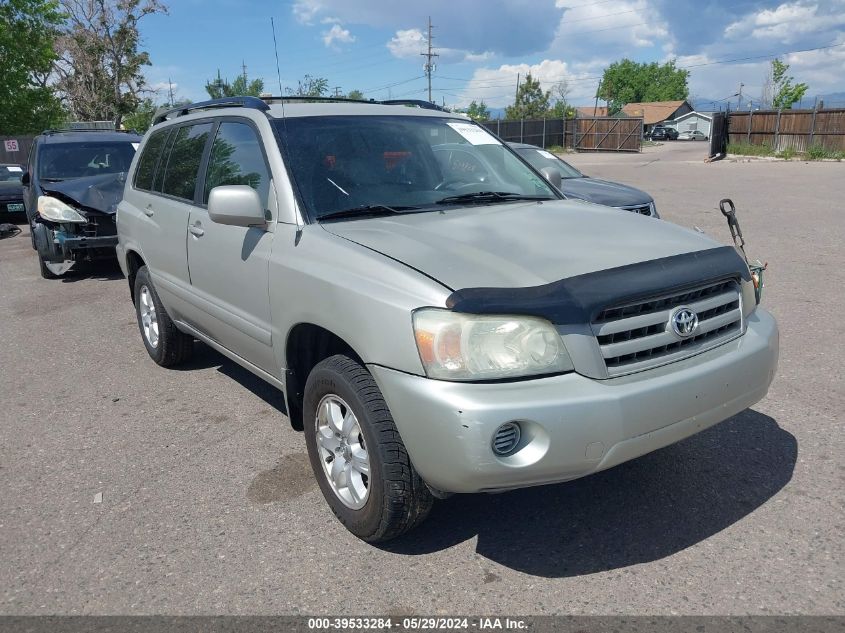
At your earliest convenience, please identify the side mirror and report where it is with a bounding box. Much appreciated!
[540,167,562,190]
[207,185,266,227]
[21,172,30,187]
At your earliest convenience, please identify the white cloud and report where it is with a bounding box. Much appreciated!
[724,1,845,43]
[322,23,356,48]
[293,0,323,24]
[548,0,670,59]
[387,28,425,58]
[452,59,604,108]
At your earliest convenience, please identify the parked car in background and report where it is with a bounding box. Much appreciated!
[117,96,778,542]
[648,126,678,141]
[23,127,141,278]
[508,143,658,217]
[678,130,709,141]
[0,164,26,214]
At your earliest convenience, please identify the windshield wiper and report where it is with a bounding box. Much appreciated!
[436,191,555,205]
[318,204,420,222]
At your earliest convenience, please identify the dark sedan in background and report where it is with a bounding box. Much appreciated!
[0,164,26,214]
[508,143,659,218]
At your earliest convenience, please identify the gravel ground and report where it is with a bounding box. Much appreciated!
[0,141,842,615]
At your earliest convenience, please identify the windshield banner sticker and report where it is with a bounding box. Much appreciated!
[538,150,557,159]
[447,122,500,146]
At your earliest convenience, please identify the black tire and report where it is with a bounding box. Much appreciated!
[37,254,60,279]
[133,265,193,367]
[303,354,433,542]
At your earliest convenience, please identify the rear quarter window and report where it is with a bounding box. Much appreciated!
[133,129,170,191]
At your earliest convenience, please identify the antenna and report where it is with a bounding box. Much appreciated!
[271,17,283,96]
[420,17,439,103]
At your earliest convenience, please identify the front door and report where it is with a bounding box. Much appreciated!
[186,119,276,375]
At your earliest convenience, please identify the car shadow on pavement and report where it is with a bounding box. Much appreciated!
[383,409,796,578]
[58,259,125,282]
[176,343,288,415]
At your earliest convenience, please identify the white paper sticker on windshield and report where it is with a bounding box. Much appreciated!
[132,143,139,151]
[6,166,23,172]
[538,150,557,159]
[447,122,500,146]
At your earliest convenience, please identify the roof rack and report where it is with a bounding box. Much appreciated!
[42,126,137,135]
[152,96,270,125]
[150,95,452,127]
[379,99,450,112]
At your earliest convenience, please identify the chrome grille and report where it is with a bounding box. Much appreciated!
[592,279,743,376]
[618,203,654,216]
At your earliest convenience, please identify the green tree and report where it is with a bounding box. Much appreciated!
[0,0,66,134]
[205,69,264,99]
[549,80,575,119]
[286,74,329,97]
[53,0,168,128]
[346,89,364,100]
[505,73,550,120]
[597,59,689,114]
[771,59,809,110]
[122,97,156,133]
[465,100,491,121]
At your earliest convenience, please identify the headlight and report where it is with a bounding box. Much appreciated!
[413,309,573,381]
[37,196,86,223]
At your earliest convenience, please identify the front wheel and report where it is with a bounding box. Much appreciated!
[303,355,433,542]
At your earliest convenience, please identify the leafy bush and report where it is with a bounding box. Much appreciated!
[806,145,829,160]
[777,147,797,160]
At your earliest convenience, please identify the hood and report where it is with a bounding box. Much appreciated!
[322,200,722,290]
[41,172,127,215]
[560,177,652,207]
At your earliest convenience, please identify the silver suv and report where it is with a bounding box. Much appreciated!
[117,96,779,542]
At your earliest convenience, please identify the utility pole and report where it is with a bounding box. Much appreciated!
[737,82,744,110]
[420,17,438,103]
[334,86,342,97]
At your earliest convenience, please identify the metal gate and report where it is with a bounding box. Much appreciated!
[575,117,643,152]
[709,112,728,158]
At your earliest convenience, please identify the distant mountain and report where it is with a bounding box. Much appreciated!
[692,92,845,112]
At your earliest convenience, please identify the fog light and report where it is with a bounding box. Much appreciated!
[492,422,521,456]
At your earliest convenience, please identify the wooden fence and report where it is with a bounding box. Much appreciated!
[479,117,643,152]
[728,108,845,153]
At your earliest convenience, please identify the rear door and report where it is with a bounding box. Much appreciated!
[185,119,276,374]
[125,121,213,316]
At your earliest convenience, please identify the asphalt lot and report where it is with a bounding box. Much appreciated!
[1,141,842,615]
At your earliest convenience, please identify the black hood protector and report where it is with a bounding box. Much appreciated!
[41,172,127,215]
[446,246,751,325]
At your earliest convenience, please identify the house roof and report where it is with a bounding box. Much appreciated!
[575,106,609,117]
[621,100,690,125]
[673,110,714,122]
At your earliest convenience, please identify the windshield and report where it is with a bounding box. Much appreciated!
[0,166,23,182]
[38,142,137,181]
[514,148,583,179]
[274,115,558,220]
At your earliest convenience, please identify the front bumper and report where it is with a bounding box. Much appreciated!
[370,308,779,493]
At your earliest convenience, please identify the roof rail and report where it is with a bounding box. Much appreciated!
[260,95,451,112]
[152,96,270,125]
[260,95,374,105]
[41,127,138,136]
[379,99,450,112]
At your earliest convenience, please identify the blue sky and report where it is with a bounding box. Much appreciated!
[141,0,845,109]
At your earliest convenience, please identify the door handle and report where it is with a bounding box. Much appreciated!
[189,224,205,237]
[143,204,154,217]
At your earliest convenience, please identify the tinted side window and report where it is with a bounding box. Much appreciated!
[203,122,271,207]
[134,129,169,191]
[160,123,212,201]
